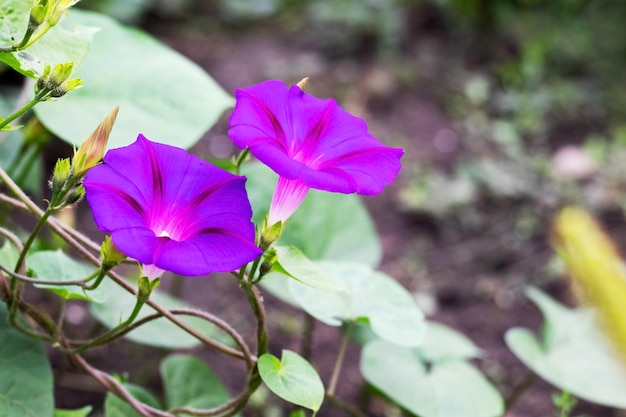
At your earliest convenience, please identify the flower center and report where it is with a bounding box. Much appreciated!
[158,230,170,238]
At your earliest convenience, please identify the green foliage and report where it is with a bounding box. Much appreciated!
[0,0,95,78]
[258,350,325,412]
[0,302,54,417]
[281,260,426,347]
[105,383,161,417]
[361,337,503,417]
[27,249,105,301]
[91,278,220,349]
[243,162,382,266]
[505,287,626,408]
[54,406,93,417]
[272,245,340,290]
[33,9,233,150]
[160,355,231,411]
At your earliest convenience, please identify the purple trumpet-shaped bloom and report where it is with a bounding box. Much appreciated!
[228,80,404,225]
[83,134,262,277]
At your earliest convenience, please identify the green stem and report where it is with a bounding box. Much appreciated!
[70,292,146,354]
[0,89,48,132]
[13,207,52,274]
[328,322,353,396]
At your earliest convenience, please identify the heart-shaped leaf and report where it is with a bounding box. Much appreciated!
[505,287,626,408]
[258,350,324,412]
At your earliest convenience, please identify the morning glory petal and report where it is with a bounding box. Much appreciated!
[84,135,262,277]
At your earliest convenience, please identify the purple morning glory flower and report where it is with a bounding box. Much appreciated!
[228,80,404,225]
[83,134,262,277]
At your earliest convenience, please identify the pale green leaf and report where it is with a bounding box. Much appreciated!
[34,9,233,150]
[258,350,324,412]
[361,339,503,417]
[419,321,482,362]
[273,246,341,291]
[505,287,626,408]
[287,261,425,347]
[0,302,54,417]
[0,1,95,78]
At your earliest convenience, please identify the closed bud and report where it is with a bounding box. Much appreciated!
[296,77,310,90]
[101,236,127,269]
[259,248,278,278]
[72,107,119,178]
[260,219,284,250]
[64,184,85,206]
[30,5,47,27]
[51,157,71,193]
[49,62,74,86]
[48,0,79,26]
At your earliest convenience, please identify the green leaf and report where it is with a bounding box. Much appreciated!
[54,406,92,417]
[161,355,231,412]
[505,287,626,408]
[258,350,324,412]
[0,301,54,417]
[243,162,382,266]
[0,240,20,270]
[285,261,426,347]
[0,1,96,78]
[27,250,105,302]
[361,339,503,417]
[104,383,160,417]
[91,278,219,348]
[34,9,234,150]
[419,321,482,362]
[273,246,341,291]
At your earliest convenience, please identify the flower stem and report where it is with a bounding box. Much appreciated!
[328,322,353,396]
[0,89,48,132]
[70,290,146,354]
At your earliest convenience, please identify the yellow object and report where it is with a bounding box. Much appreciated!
[553,206,626,364]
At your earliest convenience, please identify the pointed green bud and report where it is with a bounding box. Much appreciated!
[50,62,74,86]
[48,0,79,26]
[101,236,127,269]
[260,218,284,250]
[64,184,85,206]
[51,157,71,193]
[72,107,118,178]
[30,5,47,27]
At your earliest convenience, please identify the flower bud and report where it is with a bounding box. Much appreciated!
[48,0,79,26]
[64,184,85,206]
[260,219,284,250]
[30,2,49,27]
[49,77,83,98]
[72,106,119,178]
[296,77,310,90]
[51,157,71,193]
[101,236,127,269]
[258,248,278,278]
[49,62,74,86]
